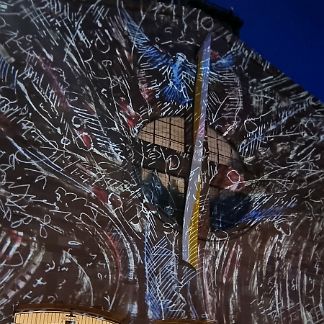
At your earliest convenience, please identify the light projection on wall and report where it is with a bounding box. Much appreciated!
[182,33,211,269]
[137,116,242,232]
[0,0,323,323]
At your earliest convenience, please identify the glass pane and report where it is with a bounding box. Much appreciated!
[207,128,235,166]
[138,117,184,152]
[154,135,169,147]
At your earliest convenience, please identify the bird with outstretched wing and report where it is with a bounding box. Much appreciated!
[121,10,237,108]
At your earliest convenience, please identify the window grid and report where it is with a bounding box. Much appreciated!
[139,119,236,167]
[138,117,185,152]
[139,120,241,204]
[207,128,234,166]
[142,169,185,194]
[169,174,185,194]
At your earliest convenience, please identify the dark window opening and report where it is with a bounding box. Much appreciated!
[141,169,185,226]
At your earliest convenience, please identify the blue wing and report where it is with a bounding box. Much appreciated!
[122,10,170,69]
[209,52,236,83]
[211,52,235,71]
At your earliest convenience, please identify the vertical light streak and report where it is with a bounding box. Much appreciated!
[182,33,211,269]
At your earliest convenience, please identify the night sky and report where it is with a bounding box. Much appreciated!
[207,0,324,102]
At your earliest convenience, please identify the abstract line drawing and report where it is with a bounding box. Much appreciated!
[0,0,322,323]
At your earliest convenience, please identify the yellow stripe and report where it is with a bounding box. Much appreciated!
[188,180,202,268]
[183,34,211,269]
[188,62,204,268]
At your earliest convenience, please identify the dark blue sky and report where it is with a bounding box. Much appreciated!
[207,0,324,101]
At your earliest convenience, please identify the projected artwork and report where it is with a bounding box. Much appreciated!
[0,0,323,323]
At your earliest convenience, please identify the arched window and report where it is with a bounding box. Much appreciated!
[138,117,186,222]
[136,116,246,231]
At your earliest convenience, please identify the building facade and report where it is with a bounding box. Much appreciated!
[0,0,323,323]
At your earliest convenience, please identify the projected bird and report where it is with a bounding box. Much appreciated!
[122,11,236,107]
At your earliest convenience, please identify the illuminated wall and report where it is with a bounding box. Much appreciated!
[0,0,323,323]
[14,311,115,324]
